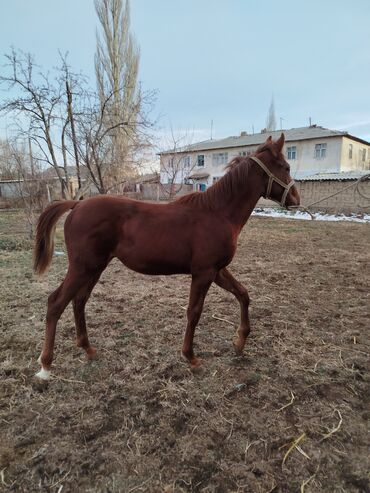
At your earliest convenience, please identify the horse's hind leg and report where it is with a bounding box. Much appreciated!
[72,271,103,360]
[214,268,250,355]
[36,268,98,380]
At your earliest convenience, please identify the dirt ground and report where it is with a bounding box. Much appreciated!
[0,211,369,493]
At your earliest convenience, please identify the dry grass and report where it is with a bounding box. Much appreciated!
[0,211,369,492]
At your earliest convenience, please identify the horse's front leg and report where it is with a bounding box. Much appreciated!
[215,268,250,355]
[182,271,215,368]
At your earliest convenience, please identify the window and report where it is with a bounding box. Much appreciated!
[361,148,366,162]
[314,143,327,159]
[196,183,206,192]
[183,156,191,167]
[349,144,353,159]
[213,176,221,183]
[212,152,228,166]
[287,146,297,160]
[239,151,247,157]
[197,155,205,167]
[168,157,174,168]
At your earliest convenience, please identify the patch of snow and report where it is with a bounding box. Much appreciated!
[252,208,370,223]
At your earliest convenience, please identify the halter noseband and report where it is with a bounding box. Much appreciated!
[250,156,295,207]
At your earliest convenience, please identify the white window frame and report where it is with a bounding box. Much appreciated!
[197,155,205,167]
[183,156,191,167]
[314,143,327,159]
[212,152,228,166]
[287,146,297,160]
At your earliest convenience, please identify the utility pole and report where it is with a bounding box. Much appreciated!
[28,136,35,178]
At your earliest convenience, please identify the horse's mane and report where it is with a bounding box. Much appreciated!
[176,156,252,210]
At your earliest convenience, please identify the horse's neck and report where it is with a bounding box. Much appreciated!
[225,188,261,230]
[211,170,263,230]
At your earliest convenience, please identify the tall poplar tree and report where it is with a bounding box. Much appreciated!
[95,0,141,183]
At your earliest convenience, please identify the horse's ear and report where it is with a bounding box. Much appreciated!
[276,133,285,151]
[266,135,273,143]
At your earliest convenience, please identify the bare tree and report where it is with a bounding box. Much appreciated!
[0,49,151,198]
[0,49,78,198]
[159,129,196,200]
[70,87,148,194]
[0,43,155,199]
[95,0,145,185]
[266,95,276,131]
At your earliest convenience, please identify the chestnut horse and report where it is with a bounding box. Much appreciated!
[34,134,300,380]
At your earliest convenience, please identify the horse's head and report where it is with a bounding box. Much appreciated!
[253,134,300,208]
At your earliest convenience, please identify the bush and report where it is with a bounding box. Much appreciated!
[0,236,32,251]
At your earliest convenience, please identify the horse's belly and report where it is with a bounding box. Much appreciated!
[124,259,190,275]
[119,253,190,275]
[115,236,191,275]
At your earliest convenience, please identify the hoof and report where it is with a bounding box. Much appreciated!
[191,366,204,376]
[190,359,205,376]
[190,357,203,369]
[233,342,244,356]
[35,367,51,381]
[86,346,98,360]
[181,352,203,369]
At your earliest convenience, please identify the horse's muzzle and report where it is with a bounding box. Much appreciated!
[285,185,300,208]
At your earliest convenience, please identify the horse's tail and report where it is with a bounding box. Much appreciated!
[33,200,77,275]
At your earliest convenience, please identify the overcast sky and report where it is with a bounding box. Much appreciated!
[1,0,370,144]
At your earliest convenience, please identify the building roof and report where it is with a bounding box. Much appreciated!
[298,171,370,181]
[189,172,210,179]
[41,165,91,180]
[160,126,370,154]
[135,172,159,184]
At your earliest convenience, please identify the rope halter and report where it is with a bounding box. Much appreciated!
[250,156,295,207]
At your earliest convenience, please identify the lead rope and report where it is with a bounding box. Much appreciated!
[251,157,370,218]
[289,173,370,219]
